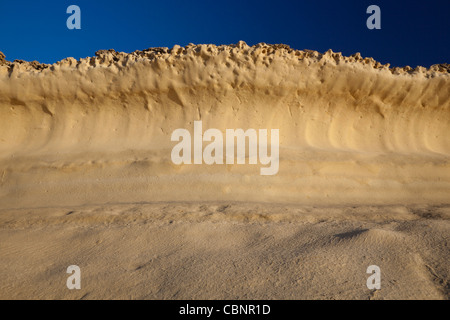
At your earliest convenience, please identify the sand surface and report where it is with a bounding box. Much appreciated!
[0,202,449,299]
[0,43,449,299]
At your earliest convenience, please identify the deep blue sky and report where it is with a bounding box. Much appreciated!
[0,0,448,67]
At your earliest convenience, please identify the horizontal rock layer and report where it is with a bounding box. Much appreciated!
[0,42,449,209]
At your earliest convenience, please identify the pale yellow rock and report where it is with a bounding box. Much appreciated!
[0,44,448,299]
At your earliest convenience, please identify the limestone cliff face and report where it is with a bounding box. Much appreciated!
[0,42,449,209]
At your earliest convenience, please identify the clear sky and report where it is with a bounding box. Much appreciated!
[0,0,448,67]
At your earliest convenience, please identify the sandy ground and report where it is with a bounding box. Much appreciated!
[0,202,448,300]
